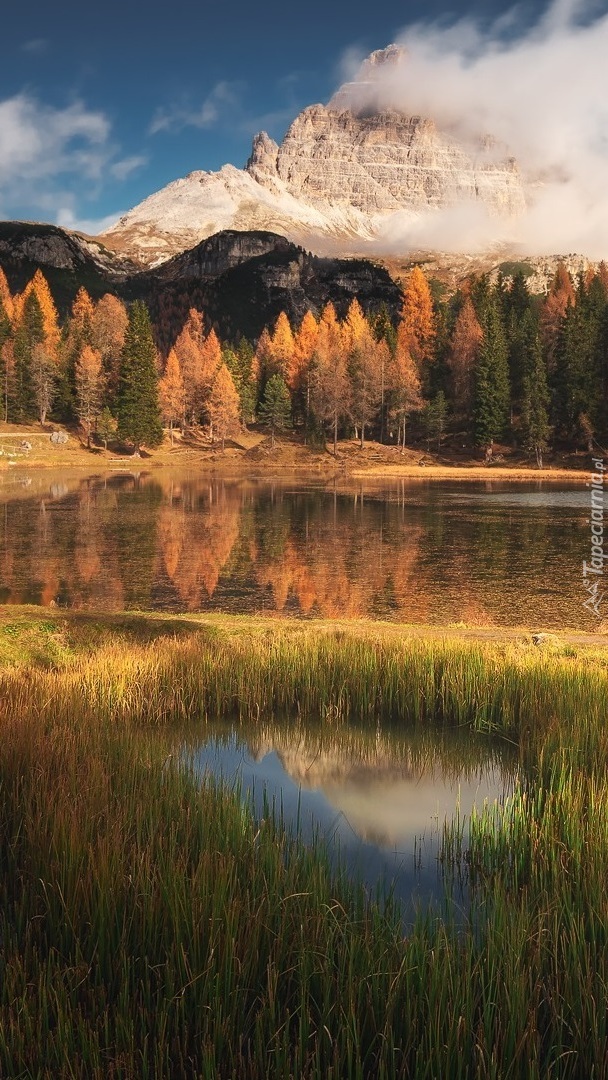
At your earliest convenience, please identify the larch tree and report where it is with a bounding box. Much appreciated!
[91,294,129,403]
[292,310,319,427]
[541,264,575,373]
[447,296,483,415]
[345,299,381,447]
[75,344,104,446]
[116,301,163,453]
[159,348,186,444]
[0,268,14,323]
[400,266,436,390]
[207,363,241,450]
[21,270,60,360]
[387,321,423,452]
[310,303,351,456]
[268,312,295,383]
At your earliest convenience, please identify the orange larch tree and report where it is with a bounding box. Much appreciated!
[75,344,104,446]
[400,266,436,389]
[207,363,241,451]
[91,294,129,401]
[159,348,186,444]
[310,303,351,455]
[344,299,382,446]
[448,297,483,414]
[388,320,424,452]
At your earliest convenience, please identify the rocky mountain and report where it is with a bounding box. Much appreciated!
[0,222,137,310]
[131,230,403,343]
[100,46,526,267]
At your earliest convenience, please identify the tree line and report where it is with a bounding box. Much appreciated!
[1,260,607,460]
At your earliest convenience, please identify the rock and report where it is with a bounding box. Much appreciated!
[99,45,527,267]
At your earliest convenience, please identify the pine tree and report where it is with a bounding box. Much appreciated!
[222,341,257,423]
[473,298,511,454]
[521,331,551,468]
[12,291,44,422]
[116,301,163,452]
[97,406,117,450]
[259,374,292,448]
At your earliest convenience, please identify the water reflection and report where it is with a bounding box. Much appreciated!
[0,469,589,627]
[185,721,517,918]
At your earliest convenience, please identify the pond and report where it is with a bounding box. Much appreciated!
[183,719,517,921]
[0,468,592,628]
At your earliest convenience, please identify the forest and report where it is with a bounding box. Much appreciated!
[1,259,607,462]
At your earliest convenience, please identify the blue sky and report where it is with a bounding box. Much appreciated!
[0,0,581,232]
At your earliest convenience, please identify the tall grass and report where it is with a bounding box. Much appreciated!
[1,614,608,1076]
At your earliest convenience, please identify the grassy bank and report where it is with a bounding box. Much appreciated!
[1,611,608,1076]
[0,421,591,479]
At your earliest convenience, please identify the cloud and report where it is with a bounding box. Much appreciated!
[109,155,148,181]
[0,93,110,190]
[149,81,243,134]
[337,0,608,257]
[21,38,49,54]
[56,207,125,235]
[0,92,146,232]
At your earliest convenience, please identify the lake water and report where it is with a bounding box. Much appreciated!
[183,720,517,921]
[0,468,593,628]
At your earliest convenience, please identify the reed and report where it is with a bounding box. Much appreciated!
[1,611,607,1076]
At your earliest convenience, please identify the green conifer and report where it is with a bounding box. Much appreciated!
[116,301,163,452]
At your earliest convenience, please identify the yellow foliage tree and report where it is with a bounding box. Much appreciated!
[159,348,185,444]
[207,363,241,451]
[400,266,436,378]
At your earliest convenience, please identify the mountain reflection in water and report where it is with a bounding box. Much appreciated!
[186,722,517,918]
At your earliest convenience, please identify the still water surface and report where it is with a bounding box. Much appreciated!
[184,721,517,919]
[0,468,591,628]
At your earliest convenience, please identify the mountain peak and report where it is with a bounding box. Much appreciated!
[100,45,525,266]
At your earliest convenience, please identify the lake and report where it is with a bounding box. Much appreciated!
[0,468,592,629]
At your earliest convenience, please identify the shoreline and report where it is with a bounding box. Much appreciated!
[0,425,593,481]
[2,607,607,653]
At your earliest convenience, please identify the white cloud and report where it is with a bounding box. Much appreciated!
[109,155,148,181]
[150,81,243,134]
[56,207,125,235]
[0,91,146,232]
[0,93,109,190]
[337,0,608,257]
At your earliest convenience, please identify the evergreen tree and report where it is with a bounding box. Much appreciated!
[473,298,511,454]
[259,374,292,448]
[116,302,163,452]
[521,331,551,468]
[12,291,44,422]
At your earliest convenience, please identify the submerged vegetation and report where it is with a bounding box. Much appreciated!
[2,611,608,1076]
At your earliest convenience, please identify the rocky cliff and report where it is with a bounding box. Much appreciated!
[100,46,526,266]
